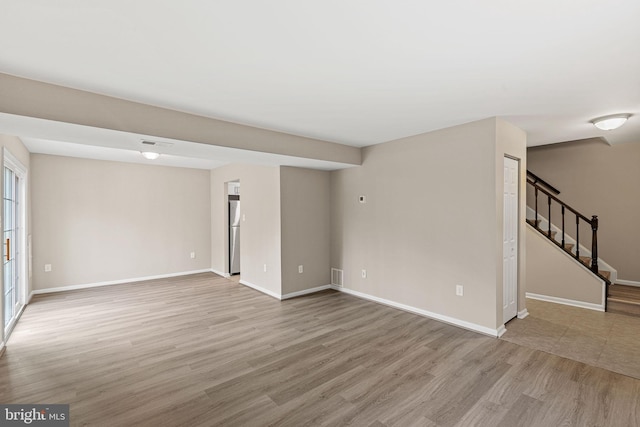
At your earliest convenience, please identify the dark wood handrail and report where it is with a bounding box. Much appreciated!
[527,178,591,223]
[527,170,561,195]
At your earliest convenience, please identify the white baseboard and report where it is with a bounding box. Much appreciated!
[32,269,214,295]
[517,308,529,319]
[615,280,640,287]
[330,285,502,337]
[496,325,507,337]
[526,292,605,312]
[281,285,332,300]
[210,268,230,278]
[27,291,34,304]
[0,341,5,356]
[238,281,333,301]
[239,280,281,300]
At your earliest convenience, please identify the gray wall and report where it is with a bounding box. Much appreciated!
[495,120,528,322]
[210,164,283,295]
[526,227,604,307]
[31,154,211,290]
[280,166,331,295]
[211,164,332,298]
[21,115,530,336]
[528,139,640,282]
[330,118,527,331]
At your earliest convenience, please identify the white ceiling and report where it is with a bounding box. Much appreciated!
[0,1,639,168]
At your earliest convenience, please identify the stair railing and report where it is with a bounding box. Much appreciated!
[527,177,608,284]
[527,170,561,195]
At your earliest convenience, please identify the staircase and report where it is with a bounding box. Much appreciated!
[526,171,614,308]
[526,171,640,317]
[525,217,613,284]
[607,284,640,316]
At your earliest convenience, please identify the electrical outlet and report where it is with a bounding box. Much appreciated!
[190,252,196,259]
[263,264,267,272]
[361,269,367,279]
[298,265,304,274]
[44,264,52,272]
[456,285,464,296]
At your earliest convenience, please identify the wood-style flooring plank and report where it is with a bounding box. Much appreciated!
[1,272,639,426]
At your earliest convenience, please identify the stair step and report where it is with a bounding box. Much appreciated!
[526,220,558,240]
[608,296,640,306]
[607,285,640,316]
[607,298,640,317]
[577,256,610,280]
[562,243,575,251]
[608,284,640,302]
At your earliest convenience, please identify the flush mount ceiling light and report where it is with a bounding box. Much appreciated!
[141,151,160,160]
[591,114,631,131]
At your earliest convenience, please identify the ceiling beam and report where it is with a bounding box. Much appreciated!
[0,73,361,165]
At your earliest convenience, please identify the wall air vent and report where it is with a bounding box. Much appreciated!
[331,268,344,287]
[141,140,174,148]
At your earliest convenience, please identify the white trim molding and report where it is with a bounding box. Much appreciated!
[238,281,334,301]
[0,341,5,357]
[330,285,503,337]
[496,325,507,337]
[517,308,529,319]
[32,269,213,295]
[526,292,605,312]
[615,280,640,287]
[210,268,231,278]
[238,280,281,300]
[281,285,332,300]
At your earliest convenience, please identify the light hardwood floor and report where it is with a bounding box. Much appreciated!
[1,273,639,426]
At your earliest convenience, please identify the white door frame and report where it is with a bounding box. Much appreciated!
[3,148,28,339]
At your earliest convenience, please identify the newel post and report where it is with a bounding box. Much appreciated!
[591,215,599,274]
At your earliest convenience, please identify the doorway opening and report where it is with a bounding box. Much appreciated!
[227,181,241,276]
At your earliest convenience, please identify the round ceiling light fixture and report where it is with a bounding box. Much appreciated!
[141,151,160,160]
[591,114,631,131]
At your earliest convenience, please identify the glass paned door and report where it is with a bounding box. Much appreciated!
[3,166,19,332]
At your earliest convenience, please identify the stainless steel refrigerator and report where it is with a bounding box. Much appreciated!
[229,196,241,275]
